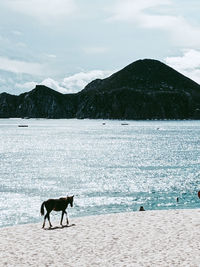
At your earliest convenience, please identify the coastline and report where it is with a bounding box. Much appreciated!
[1,209,200,266]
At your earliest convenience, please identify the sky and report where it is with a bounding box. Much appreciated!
[0,0,200,95]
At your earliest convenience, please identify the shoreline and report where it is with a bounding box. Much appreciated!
[1,209,200,266]
[0,206,199,229]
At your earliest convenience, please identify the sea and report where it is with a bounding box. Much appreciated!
[0,118,200,228]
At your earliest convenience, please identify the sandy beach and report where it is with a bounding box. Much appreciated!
[1,209,200,266]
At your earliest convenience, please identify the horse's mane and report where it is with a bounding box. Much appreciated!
[59,197,67,200]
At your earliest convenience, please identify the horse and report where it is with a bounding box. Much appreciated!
[40,195,74,228]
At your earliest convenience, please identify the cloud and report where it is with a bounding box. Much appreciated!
[0,57,44,75]
[108,0,200,47]
[15,69,114,94]
[15,81,37,92]
[0,77,6,84]
[109,0,171,22]
[41,78,67,94]
[16,78,68,94]
[12,30,23,36]
[15,42,27,48]
[83,46,109,54]
[4,0,76,23]
[165,49,200,84]
[61,70,113,92]
[46,54,57,59]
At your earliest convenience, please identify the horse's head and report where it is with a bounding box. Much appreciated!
[68,195,74,207]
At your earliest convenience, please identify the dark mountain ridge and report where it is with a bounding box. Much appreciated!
[83,59,200,94]
[1,59,200,119]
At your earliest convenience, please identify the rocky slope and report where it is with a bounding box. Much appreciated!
[1,59,200,119]
[0,85,77,118]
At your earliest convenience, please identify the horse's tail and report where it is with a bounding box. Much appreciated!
[40,201,46,216]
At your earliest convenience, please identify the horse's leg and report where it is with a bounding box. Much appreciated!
[60,211,65,226]
[42,213,47,228]
[47,212,52,228]
[64,211,69,225]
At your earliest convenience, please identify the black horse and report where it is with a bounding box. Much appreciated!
[40,195,74,228]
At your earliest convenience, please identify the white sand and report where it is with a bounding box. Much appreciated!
[1,209,200,267]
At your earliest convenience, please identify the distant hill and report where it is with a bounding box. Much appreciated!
[1,59,200,119]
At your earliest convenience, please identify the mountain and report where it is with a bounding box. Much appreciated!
[1,59,200,119]
[77,59,200,119]
[0,85,77,118]
[83,59,200,94]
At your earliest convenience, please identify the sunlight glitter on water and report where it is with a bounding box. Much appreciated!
[0,119,200,227]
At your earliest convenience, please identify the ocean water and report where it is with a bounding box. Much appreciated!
[0,118,200,228]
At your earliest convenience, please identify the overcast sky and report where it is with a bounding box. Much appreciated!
[0,0,200,95]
